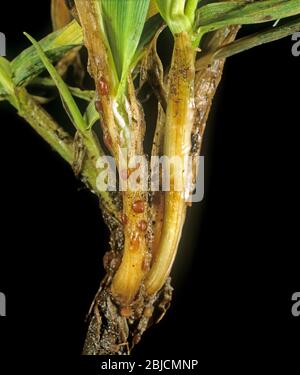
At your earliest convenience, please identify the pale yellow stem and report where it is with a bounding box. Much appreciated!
[145,32,196,295]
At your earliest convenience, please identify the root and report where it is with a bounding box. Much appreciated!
[82,277,173,355]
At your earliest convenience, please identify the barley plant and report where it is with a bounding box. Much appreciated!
[0,0,299,355]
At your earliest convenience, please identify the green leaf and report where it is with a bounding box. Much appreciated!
[30,77,95,101]
[196,0,300,37]
[10,12,160,95]
[84,100,100,130]
[24,32,87,132]
[100,0,150,88]
[0,57,14,96]
[0,57,18,108]
[185,0,200,24]
[196,16,300,70]
[155,0,190,34]
[155,0,198,34]
[12,20,83,87]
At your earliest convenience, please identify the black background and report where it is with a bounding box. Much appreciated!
[0,1,299,372]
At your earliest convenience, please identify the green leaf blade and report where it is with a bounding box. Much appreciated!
[0,56,14,96]
[155,0,193,34]
[24,32,87,132]
[197,16,300,70]
[100,0,150,84]
[12,20,83,87]
[196,0,300,37]
[84,100,100,130]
